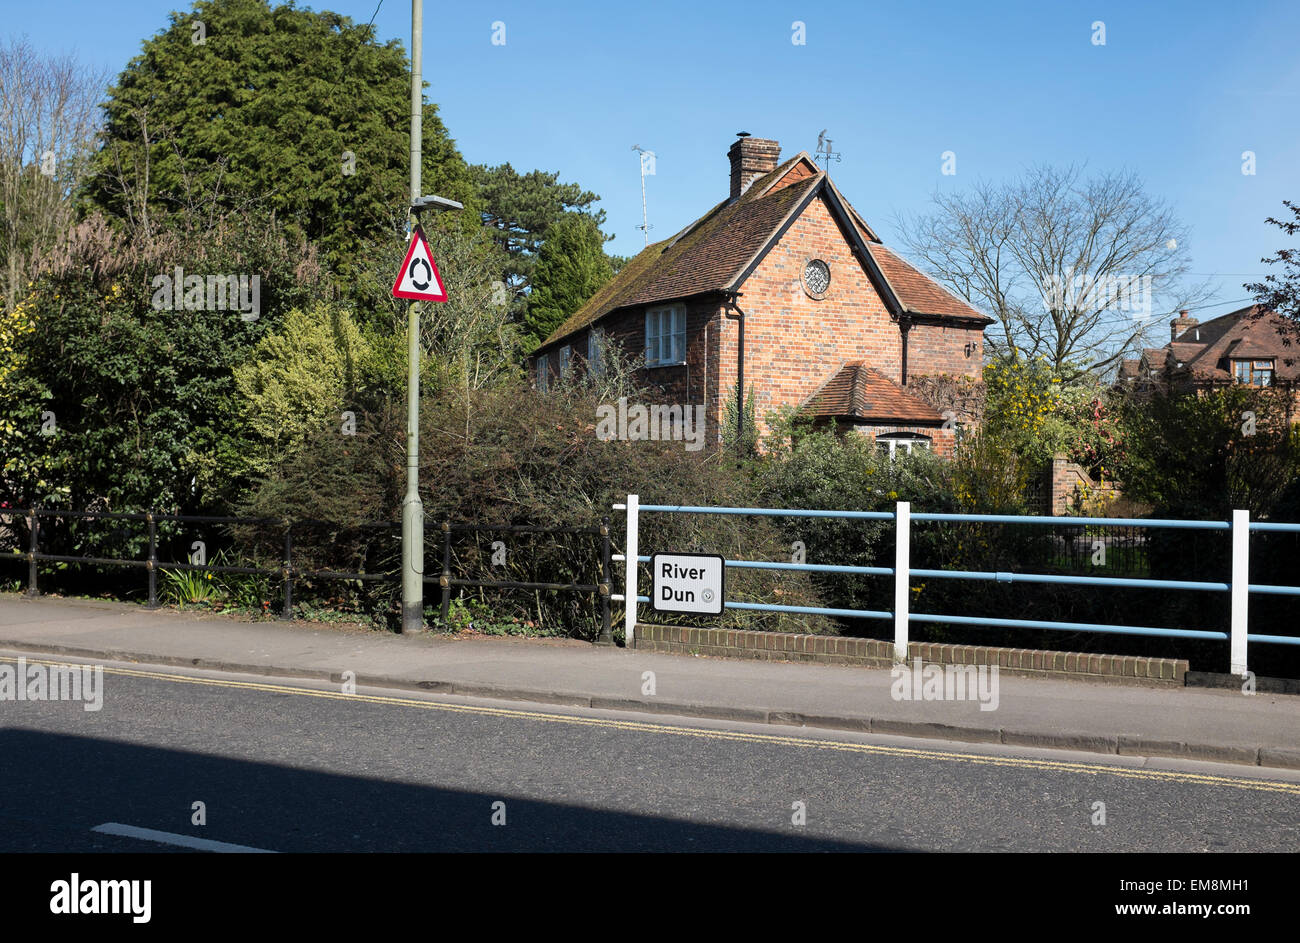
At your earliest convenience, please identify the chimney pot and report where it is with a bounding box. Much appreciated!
[728,135,780,200]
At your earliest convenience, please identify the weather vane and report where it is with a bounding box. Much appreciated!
[814,130,841,170]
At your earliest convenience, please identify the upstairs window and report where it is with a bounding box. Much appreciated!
[645,306,686,367]
[1234,359,1274,386]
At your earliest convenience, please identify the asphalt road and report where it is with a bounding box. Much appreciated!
[1,657,1297,852]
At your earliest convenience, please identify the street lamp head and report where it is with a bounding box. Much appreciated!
[411,195,464,213]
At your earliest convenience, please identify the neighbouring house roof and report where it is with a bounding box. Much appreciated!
[1121,306,1300,386]
[1177,306,1300,382]
[537,152,991,354]
[801,362,946,425]
[1142,348,1171,369]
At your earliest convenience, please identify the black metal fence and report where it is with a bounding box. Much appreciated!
[436,521,612,642]
[0,508,611,642]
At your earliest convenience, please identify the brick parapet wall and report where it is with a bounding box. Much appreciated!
[633,624,1188,685]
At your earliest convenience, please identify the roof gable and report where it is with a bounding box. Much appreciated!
[753,152,820,197]
[1181,307,1300,377]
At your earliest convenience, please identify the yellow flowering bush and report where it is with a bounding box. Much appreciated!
[0,292,38,388]
[982,355,1066,459]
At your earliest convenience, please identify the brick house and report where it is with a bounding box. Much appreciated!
[1118,306,1300,408]
[531,133,992,455]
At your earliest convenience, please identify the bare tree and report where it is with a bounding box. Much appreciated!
[0,36,107,309]
[896,165,1213,379]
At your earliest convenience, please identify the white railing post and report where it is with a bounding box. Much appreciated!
[624,494,639,646]
[1230,508,1249,676]
[893,501,910,663]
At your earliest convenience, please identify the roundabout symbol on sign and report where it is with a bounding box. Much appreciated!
[409,258,432,292]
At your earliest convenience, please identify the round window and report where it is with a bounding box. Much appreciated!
[803,258,830,298]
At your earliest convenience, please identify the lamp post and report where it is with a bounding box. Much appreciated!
[401,0,462,634]
[400,196,461,636]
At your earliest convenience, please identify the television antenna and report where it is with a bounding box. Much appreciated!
[631,144,654,246]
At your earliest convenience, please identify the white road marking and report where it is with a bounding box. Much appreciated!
[92,822,277,853]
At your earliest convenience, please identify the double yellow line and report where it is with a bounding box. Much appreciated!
[11,656,1300,796]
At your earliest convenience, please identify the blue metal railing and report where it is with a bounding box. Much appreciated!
[614,498,1300,673]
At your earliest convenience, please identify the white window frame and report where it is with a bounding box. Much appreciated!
[536,353,549,392]
[588,327,605,376]
[645,305,686,367]
[560,344,572,376]
[876,432,931,460]
[1234,358,1274,386]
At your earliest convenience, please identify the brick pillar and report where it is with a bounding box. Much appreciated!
[1050,453,1070,516]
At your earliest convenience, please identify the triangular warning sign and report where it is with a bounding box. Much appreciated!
[391,227,448,302]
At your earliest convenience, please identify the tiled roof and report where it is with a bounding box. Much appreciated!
[1127,306,1300,384]
[1142,347,1170,367]
[867,244,990,322]
[538,151,991,350]
[1179,307,1299,378]
[1173,313,1235,347]
[801,362,945,424]
[540,156,818,348]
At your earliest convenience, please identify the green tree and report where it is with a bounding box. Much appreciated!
[81,0,478,274]
[523,213,613,350]
[0,209,323,518]
[1117,386,1299,518]
[472,163,604,319]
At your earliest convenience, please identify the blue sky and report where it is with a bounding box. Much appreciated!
[10,0,1299,318]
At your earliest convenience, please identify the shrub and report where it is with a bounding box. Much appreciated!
[239,373,828,637]
[754,428,956,633]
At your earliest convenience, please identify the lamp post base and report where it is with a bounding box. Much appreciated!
[401,495,424,634]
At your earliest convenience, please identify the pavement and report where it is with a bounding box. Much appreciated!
[1,593,1297,770]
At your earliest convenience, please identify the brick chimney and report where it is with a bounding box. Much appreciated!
[728,133,780,199]
[1171,309,1199,341]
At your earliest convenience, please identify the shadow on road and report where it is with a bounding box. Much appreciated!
[0,728,903,852]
